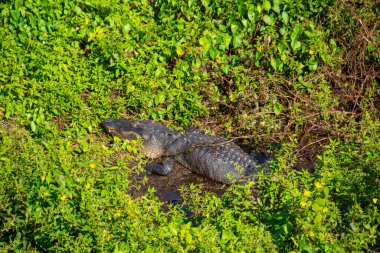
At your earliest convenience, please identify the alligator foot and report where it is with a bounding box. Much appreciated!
[146,159,175,176]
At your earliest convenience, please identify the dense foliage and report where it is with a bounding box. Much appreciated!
[1,0,379,251]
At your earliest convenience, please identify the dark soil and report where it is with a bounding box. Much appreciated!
[128,163,226,204]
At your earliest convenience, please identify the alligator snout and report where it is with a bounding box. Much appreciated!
[103,118,139,140]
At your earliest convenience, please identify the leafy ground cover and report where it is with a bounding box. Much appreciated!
[0,0,379,252]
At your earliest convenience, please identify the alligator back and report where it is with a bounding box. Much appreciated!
[168,128,260,184]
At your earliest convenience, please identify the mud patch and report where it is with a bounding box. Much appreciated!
[128,163,226,205]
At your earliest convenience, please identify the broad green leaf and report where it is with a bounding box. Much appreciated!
[299,240,315,253]
[181,62,190,72]
[282,12,289,24]
[273,102,282,115]
[248,5,257,22]
[291,40,301,51]
[18,32,27,43]
[10,10,20,21]
[257,4,262,13]
[186,233,193,244]
[291,24,301,41]
[233,35,243,48]
[201,0,210,8]
[30,121,36,132]
[209,49,218,59]
[199,37,206,46]
[314,213,323,225]
[315,198,327,207]
[263,15,275,26]
[46,172,52,184]
[350,222,358,233]
[222,64,230,74]
[14,0,22,10]
[155,67,165,78]
[74,6,82,14]
[270,58,277,70]
[194,58,202,68]
[273,0,280,13]
[155,94,166,105]
[230,22,239,34]
[308,62,318,71]
[188,0,196,8]
[199,37,212,50]
[291,25,302,50]
[122,24,131,34]
[222,33,232,50]
[263,1,271,11]
[242,19,248,27]
[323,186,329,196]
[277,43,287,54]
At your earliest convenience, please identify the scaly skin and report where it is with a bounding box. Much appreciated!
[103,118,266,184]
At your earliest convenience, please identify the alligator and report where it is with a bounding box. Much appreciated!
[103,118,270,184]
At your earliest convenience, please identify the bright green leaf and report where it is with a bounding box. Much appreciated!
[155,94,166,105]
[248,5,257,22]
[282,12,289,24]
[230,22,239,34]
[273,0,280,13]
[233,35,243,48]
[30,121,36,132]
[263,1,271,11]
[263,15,275,25]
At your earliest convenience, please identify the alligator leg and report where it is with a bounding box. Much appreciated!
[146,159,175,176]
[249,152,272,174]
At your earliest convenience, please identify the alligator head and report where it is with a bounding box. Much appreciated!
[103,118,180,159]
[103,118,142,140]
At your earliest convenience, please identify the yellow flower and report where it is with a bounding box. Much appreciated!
[176,46,185,56]
[309,49,315,55]
[127,210,134,216]
[41,171,47,182]
[85,17,90,26]
[373,198,378,204]
[90,163,96,169]
[115,210,122,217]
[315,182,322,189]
[60,195,67,201]
[85,182,91,189]
[300,200,307,207]
[130,140,137,147]
[304,190,312,197]
[88,33,95,42]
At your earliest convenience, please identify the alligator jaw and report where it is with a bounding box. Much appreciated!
[103,118,139,140]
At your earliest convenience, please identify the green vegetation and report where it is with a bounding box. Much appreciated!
[1,0,379,251]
